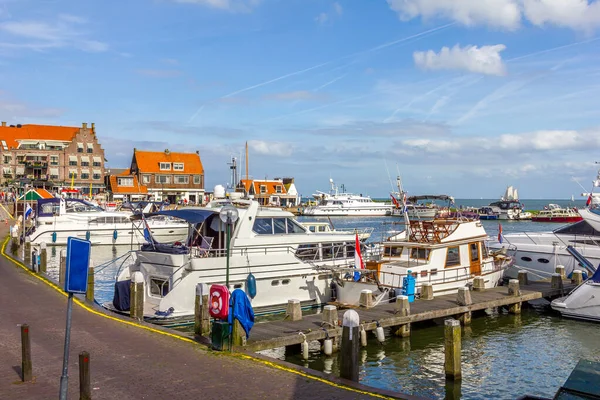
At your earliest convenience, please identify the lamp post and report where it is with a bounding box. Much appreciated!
[219,205,239,287]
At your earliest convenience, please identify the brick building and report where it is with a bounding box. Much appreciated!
[129,149,205,204]
[0,122,106,193]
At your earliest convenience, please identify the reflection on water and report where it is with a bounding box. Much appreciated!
[266,309,600,399]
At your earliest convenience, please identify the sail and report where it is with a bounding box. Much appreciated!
[513,188,519,200]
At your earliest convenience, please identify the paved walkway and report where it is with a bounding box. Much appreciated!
[0,224,412,400]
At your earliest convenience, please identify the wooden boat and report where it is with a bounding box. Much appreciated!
[532,204,582,223]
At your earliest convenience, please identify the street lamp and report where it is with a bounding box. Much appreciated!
[219,205,239,287]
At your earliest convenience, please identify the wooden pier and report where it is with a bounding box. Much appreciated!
[238,279,576,352]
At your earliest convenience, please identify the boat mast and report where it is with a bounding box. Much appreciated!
[396,176,410,238]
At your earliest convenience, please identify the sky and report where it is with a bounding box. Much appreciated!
[1,0,600,199]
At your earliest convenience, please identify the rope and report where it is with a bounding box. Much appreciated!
[93,250,134,274]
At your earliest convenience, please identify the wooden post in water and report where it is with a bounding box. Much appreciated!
[472,276,485,291]
[551,273,564,291]
[59,249,67,287]
[79,351,91,400]
[571,270,583,285]
[194,284,211,337]
[39,242,47,273]
[359,289,373,308]
[21,324,32,382]
[456,287,472,325]
[393,295,410,337]
[508,279,521,314]
[340,310,360,382]
[555,265,566,280]
[130,271,144,321]
[24,239,31,267]
[518,270,528,286]
[86,262,94,303]
[286,299,302,321]
[322,305,338,328]
[421,283,434,300]
[444,319,461,381]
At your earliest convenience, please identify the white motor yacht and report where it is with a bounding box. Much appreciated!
[105,199,361,324]
[332,217,513,306]
[299,221,373,241]
[302,179,392,216]
[27,198,188,245]
[551,267,600,322]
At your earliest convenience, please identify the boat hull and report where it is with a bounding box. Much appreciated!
[531,216,582,223]
[551,282,600,322]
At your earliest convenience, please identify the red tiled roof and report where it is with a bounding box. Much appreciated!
[133,150,204,174]
[0,124,80,149]
[240,179,287,196]
[108,174,148,194]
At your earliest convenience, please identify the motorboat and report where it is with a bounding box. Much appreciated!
[532,204,582,223]
[477,206,501,220]
[391,195,452,220]
[332,215,513,306]
[299,221,373,241]
[551,264,600,322]
[27,198,188,245]
[489,186,532,220]
[302,179,392,216]
[105,198,361,324]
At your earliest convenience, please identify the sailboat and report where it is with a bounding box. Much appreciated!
[489,186,531,220]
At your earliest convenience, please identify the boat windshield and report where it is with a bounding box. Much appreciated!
[65,200,103,213]
[554,220,600,236]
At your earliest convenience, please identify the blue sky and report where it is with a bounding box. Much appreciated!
[2,0,600,199]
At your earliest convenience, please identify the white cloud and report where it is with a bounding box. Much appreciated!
[248,140,293,157]
[387,0,522,30]
[315,12,328,24]
[315,2,343,24]
[387,0,600,32]
[171,0,261,12]
[334,2,343,15]
[414,44,507,76]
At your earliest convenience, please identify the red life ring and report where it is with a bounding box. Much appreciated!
[209,284,230,320]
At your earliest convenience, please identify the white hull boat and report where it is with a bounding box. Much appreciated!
[551,268,600,322]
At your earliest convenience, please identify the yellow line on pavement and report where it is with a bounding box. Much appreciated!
[0,203,14,220]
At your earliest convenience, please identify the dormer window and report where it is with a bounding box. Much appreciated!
[275,185,282,193]
[159,162,171,171]
[173,163,184,171]
[260,185,267,194]
[118,177,134,186]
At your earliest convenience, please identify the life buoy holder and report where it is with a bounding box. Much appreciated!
[208,284,230,320]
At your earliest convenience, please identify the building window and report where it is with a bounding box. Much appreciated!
[81,161,89,167]
[3,167,12,177]
[77,143,83,153]
[173,163,184,171]
[50,174,59,180]
[159,162,171,171]
[69,172,78,179]
[118,177,134,186]
[275,185,282,193]
[50,156,59,166]
[87,143,94,153]
[193,175,201,185]
[81,173,90,180]
[93,156,101,167]
[93,173,101,180]
[142,175,150,184]
[69,160,77,166]
[3,155,11,164]
[260,185,267,194]
[156,175,171,184]
[174,175,189,184]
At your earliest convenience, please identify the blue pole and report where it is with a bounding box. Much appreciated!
[59,292,74,399]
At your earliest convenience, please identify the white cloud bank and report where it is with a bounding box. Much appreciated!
[414,44,507,76]
[387,0,600,32]
[172,0,261,12]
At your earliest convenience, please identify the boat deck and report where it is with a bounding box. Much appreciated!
[242,280,576,352]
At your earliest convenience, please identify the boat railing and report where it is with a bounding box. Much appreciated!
[333,226,375,237]
[377,266,474,290]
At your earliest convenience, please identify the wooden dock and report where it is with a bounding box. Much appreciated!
[239,280,576,352]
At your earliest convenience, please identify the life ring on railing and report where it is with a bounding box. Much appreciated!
[209,284,230,320]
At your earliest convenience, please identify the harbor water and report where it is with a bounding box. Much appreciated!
[36,199,597,400]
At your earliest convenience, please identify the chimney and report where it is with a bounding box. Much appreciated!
[165,149,170,154]
[196,150,199,155]
[1,121,5,127]
[91,122,95,132]
[82,122,87,129]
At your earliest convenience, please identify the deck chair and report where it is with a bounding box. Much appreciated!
[196,236,213,258]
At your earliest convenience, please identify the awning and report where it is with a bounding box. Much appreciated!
[69,169,77,175]
[49,168,59,175]
[16,166,24,174]
[81,169,90,174]
[93,156,101,163]
[77,143,83,148]
[80,156,90,162]
[69,156,77,162]
[3,167,11,174]
[93,169,101,175]
[87,143,94,149]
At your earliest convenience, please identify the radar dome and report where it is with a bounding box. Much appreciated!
[214,185,226,199]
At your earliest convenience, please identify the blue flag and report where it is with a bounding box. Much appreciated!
[24,204,32,219]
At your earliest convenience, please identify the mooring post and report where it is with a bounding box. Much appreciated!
[472,276,485,291]
[551,273,564,291]
[340,310,360,382]
[518,270,528,286]
[11,236,19,256]
[194,284,202,335]
[79,351,91,400]
[130,271,144,321]
[555,265,566,280]
[21,324,32,382]
[39,242,47,273]
[59,249,67,287]
[457,287,472,325]
[286,299,302,321]
[421,282,434,300]
[444,319,461,381]
[24,238,31,267]
[194,283,211,337]
[359,289,373,308]
[571,270,583,285]
[322,305,338,328]
[508,279,521,314]
[393,295,411,337]
[232,318,246,347]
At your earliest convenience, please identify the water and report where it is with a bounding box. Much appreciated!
[43,200,598,399]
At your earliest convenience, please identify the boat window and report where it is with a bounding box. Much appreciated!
[286,218,306,234]
[537,258,550,264]
[318,226,327,232]
[384,246,403,257]
[430,268,438,276]
[521,256,532,262]
[273,218,287,234]
[445,247,461,268]
[322,242,344,259]
[149,277,169,297]
[482,244,489,258]
[332,243,344,259]
[252,218,273,234]
[308,226,316,232]
[410,248,430,260]
[470,243,479,262]
[554,220,600,236]
[347,244,355,258]
[296,244,319,261]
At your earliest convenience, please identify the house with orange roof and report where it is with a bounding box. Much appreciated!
[106,169,149,201]
[239,177,300,207]
[0,122,106,193]
[129,148,204,204]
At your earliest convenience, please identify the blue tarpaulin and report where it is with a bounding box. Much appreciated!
[228,289,255,338]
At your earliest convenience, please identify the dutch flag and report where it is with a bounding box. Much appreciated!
[24,204,32,220]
